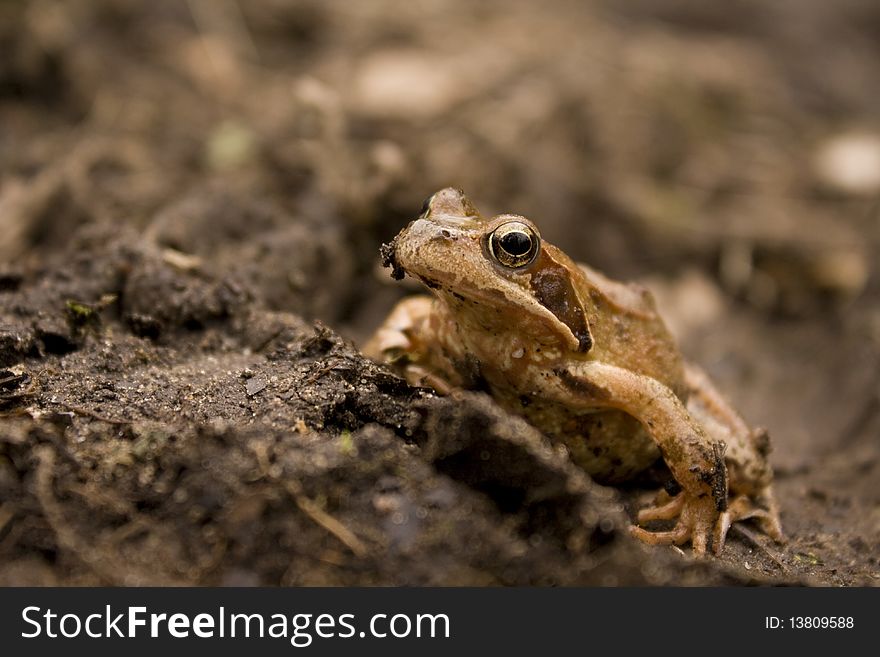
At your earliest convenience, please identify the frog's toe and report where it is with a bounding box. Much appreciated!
[631,493,720,556]
[629,523,690,547]
[713,510,732,554]
[636,493,684,522]
[727,493,784,543]
[759,514,784,543]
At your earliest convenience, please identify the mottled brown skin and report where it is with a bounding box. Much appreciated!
[365,188,782,555]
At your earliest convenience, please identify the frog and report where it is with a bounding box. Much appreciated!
[364,188,783,556]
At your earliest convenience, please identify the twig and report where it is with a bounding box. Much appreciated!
[731,524,787,570]
[285,481,368,558]
[250,442,368,558]
[34,446,120,582]
[0,372,28,388]
[54,402,130,425]
[0,371,35,408]
[35,446,180,585]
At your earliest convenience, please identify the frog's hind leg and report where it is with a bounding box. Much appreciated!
[363,295,433,362]
[362,295,459,393]
[683,363,783,550]
[725,491,783,542]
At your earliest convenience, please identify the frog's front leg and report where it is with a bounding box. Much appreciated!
[552,361,729,555]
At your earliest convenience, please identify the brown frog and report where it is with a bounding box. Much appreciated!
[365,188,783,555]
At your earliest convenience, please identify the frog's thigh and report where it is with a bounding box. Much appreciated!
[684,363,783,541]
[362,296,457,393]
[363,295,435,361]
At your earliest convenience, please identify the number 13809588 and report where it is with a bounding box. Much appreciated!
[765,617,854,629]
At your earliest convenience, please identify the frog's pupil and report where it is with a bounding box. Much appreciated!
[488,222,539,268]
[500,230,531,256]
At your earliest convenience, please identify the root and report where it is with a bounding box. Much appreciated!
[34,446,180,584]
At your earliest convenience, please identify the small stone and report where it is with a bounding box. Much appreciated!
[245,377,267,397]
[814,132,880,196]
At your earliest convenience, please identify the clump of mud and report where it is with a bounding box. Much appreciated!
[1,234,732,585]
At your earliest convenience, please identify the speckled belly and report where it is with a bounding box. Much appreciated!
[515,399,661,484]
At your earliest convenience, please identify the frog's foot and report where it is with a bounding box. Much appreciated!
[725,492,784,545]
[630,493,724,556]
[636,491,683,522]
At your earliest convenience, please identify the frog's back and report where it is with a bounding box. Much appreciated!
[575,263,688,401]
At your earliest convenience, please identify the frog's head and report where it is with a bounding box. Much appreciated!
[382,188,593,353]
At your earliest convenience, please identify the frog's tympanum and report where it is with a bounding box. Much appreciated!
[365,188,783,555]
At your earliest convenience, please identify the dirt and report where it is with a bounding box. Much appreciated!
[0,0,878,586]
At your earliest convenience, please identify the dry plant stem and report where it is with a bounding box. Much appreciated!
[251,442,368,558]
[55,401,130,425]
[730,524,788,571]
[284,481,369,559]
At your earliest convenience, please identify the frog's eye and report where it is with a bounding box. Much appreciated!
[419,194,435,218]
[488,221,540,268]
